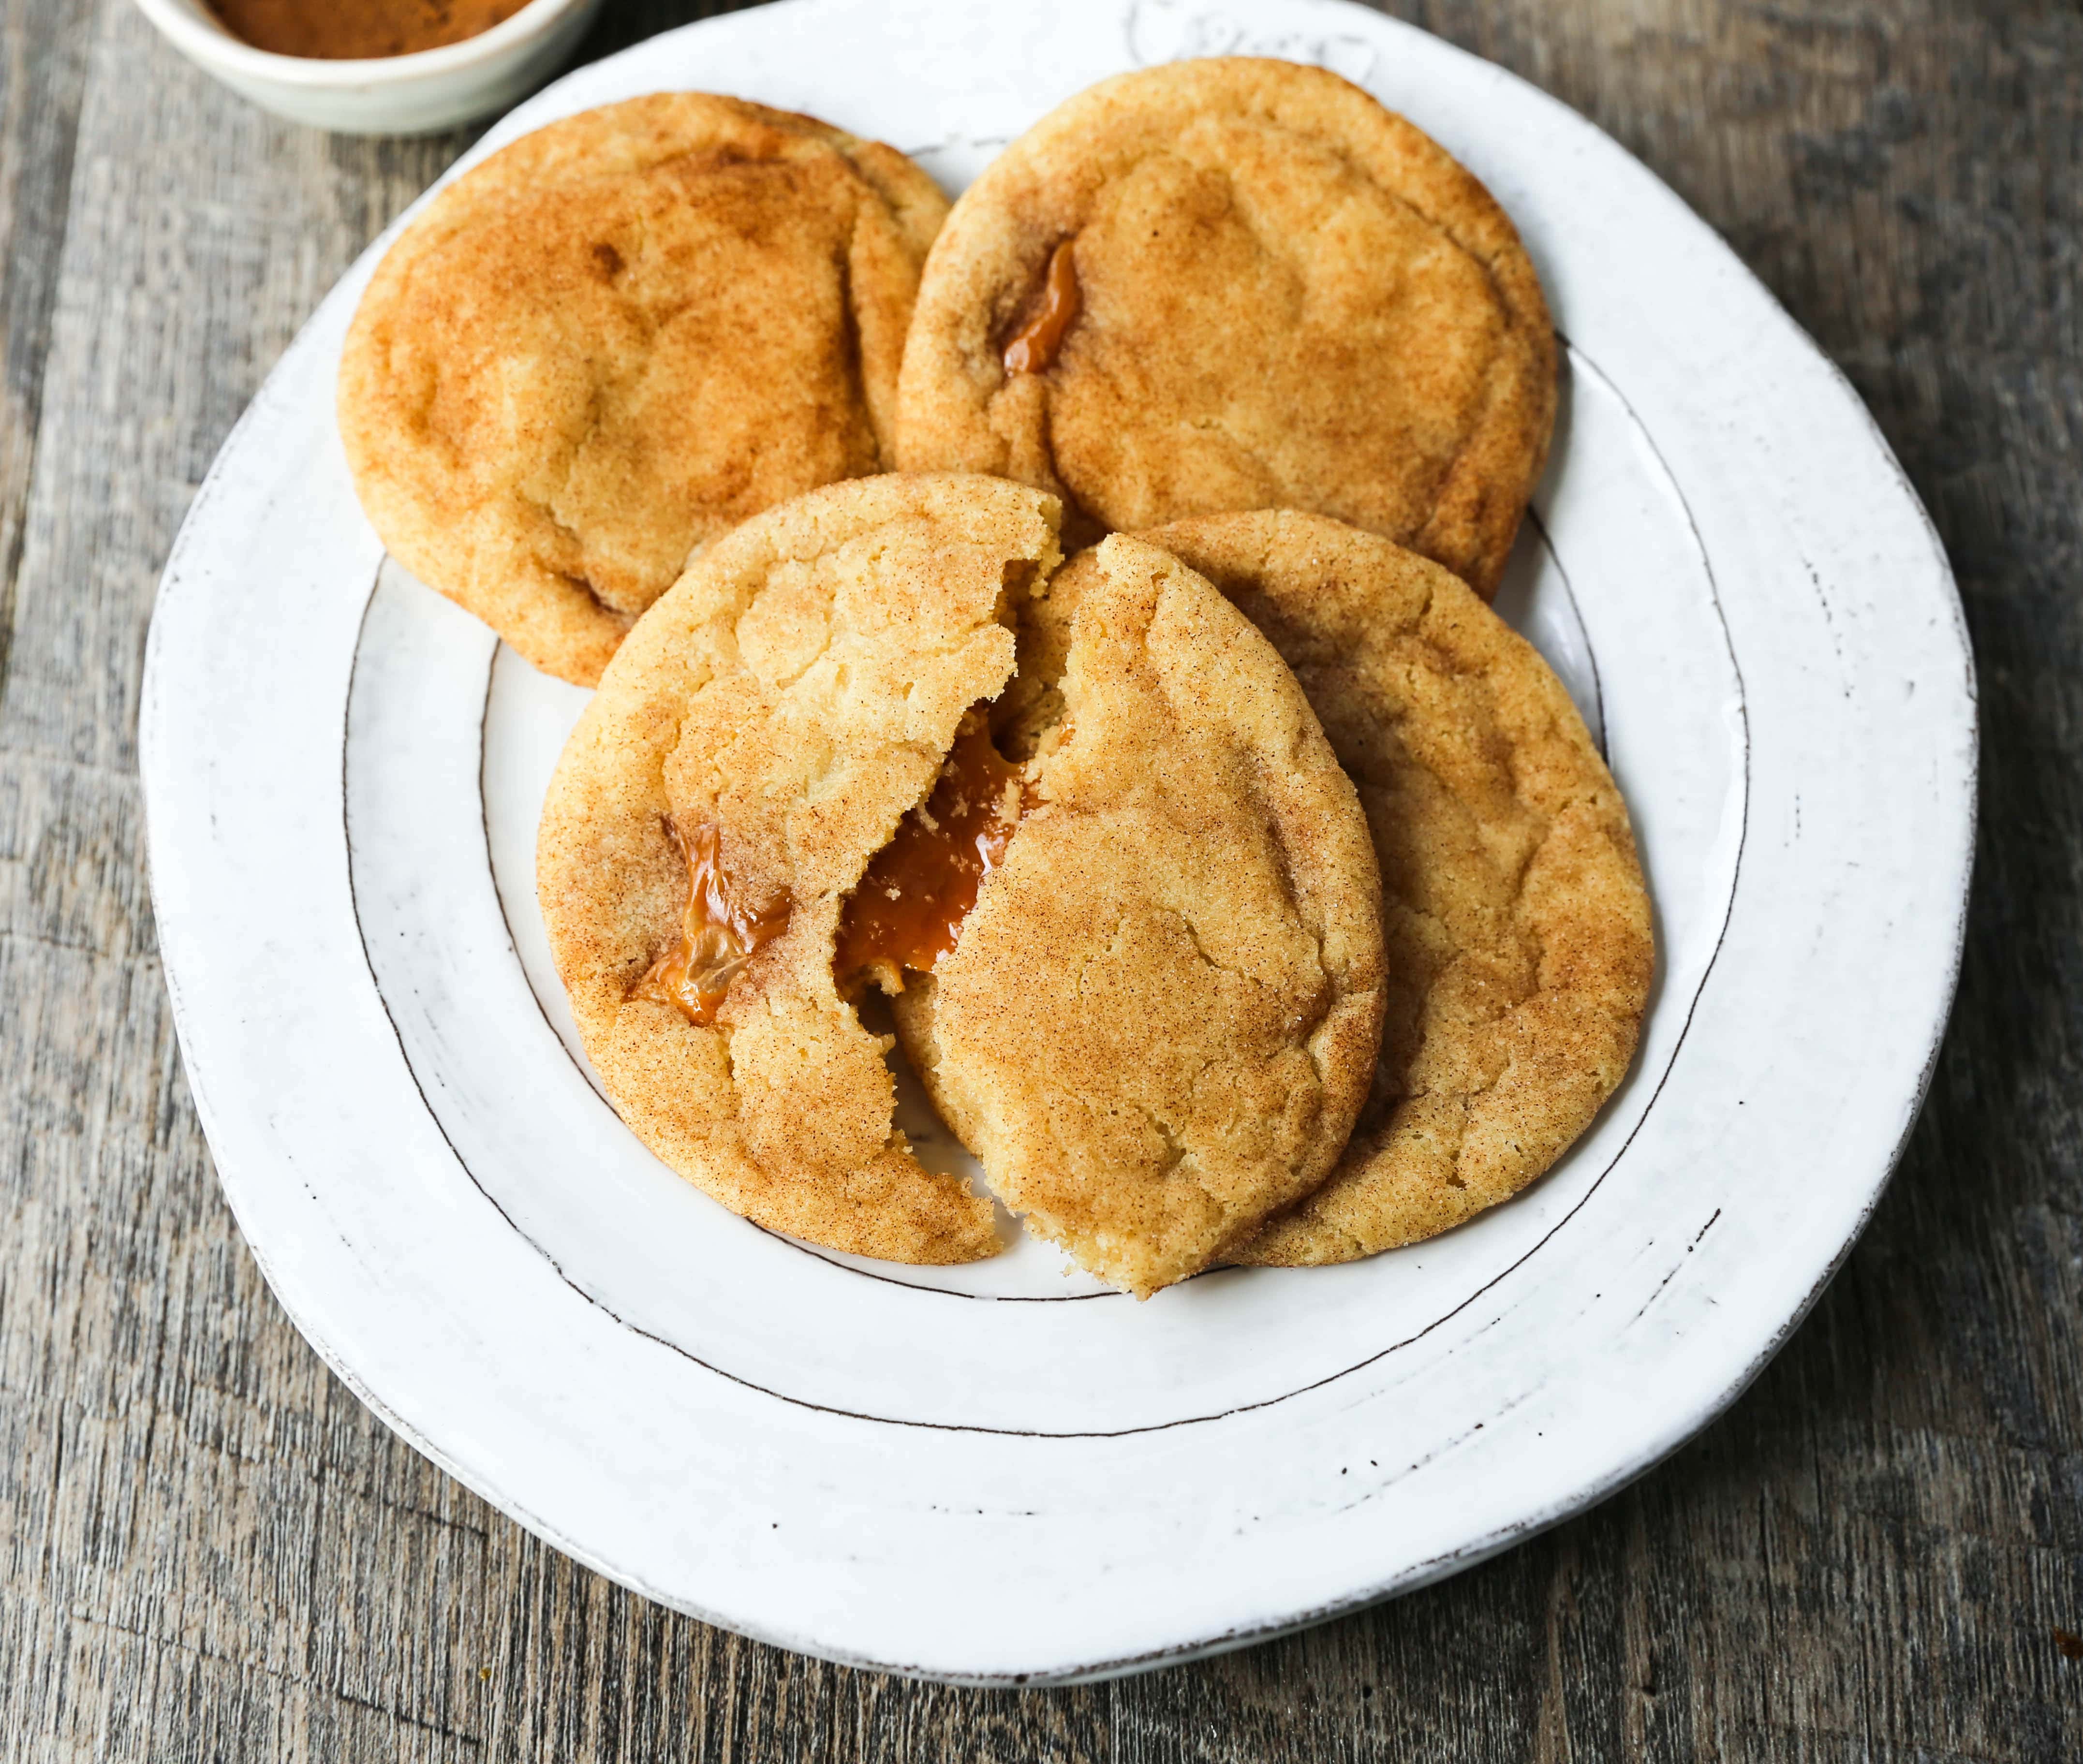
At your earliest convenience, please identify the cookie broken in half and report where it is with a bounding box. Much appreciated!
[540,486,1388,1291]
[536,474,1057,1264]
[886,536,1388,1296]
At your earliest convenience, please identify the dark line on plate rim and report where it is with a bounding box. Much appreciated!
[477,643,616,1110]
[1523,496,1607,757]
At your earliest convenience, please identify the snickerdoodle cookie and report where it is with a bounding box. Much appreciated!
[895,58,1554,598]
[536,475,1061,1264]
[887,535,1387,1297]
[340,94,950,686]
[1121,512,1652,1263]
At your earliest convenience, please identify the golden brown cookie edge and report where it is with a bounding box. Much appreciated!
[1134,511,1652,1264]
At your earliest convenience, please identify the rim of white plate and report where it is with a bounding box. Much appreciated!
[139,0,1975,1683]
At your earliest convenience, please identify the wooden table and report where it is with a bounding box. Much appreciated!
[0,1,2074,1756]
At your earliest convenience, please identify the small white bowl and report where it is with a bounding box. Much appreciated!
[133,0,607,135]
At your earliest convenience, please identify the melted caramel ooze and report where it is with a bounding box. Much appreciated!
[838,708,1026,984]
[634,820,792,1026]
[1002,240,1082,377]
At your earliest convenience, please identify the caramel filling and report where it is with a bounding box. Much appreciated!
[837,707,1026,983]
[633,820,792,1026]
[1002,240,1082,377]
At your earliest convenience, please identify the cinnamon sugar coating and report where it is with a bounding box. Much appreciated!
[1131,512,1654,1263]
[893,535,1387,1296]
[536,476,1061,1264]
[895,58,1554,598]
[341,94,949,685]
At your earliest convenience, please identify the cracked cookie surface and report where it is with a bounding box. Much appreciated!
[891,535,1387,1297]
[340,94,949,686]
[1124,512,1654,1263]
[535,475,1062,1264]
[894,57,1554,598]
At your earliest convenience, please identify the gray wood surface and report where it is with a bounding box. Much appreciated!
[0,0,2075,1756]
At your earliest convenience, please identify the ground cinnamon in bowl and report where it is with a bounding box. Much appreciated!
[209,0,533,59]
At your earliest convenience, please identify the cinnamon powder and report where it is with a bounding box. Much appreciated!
[210,0,532,59]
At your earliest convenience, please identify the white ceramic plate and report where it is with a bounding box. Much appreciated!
[141,0,1975,1684]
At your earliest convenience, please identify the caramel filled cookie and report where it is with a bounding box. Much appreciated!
[890,535,1387,1297]
[895,58,1554,598]
[340,95,950,686]
[1127,512,1653,1263]
[536,476,1061,1264]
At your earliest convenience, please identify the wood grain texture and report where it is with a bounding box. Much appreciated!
[0,0,2074,1757]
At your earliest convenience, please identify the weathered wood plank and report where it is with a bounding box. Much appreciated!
[0,0,2078,1758]
[0,0,98,707]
